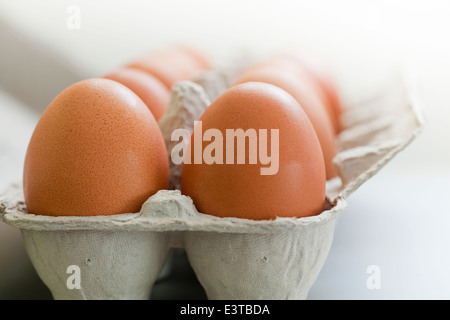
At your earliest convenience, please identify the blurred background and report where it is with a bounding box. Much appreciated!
[0,0,449,299]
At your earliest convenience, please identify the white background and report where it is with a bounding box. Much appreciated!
[0,0,449,299]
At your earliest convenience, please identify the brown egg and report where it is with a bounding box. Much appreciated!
[254,56,339,134]
[127,46,210,89]
[23,78,169,216]
[102,67,170,121]
[234,64,338,179]
[273,51,343,133]
[176,45,211,70]
[181,82,326,220]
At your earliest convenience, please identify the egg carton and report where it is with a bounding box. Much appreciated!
[0,61,424,300]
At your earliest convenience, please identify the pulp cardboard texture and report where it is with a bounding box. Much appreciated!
[0,61,424,300]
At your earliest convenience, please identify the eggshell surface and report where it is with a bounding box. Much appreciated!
[23,78,169,216]
[127,46,209,89]
[181,82,326,220]
[274,51,343,133]
[177,45,211,70]
[102,68,170,121]
[235,64,338,179]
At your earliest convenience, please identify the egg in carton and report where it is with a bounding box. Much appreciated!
[0,58,424,300]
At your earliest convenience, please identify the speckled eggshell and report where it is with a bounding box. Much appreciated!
[23,78,169,216]
[274,51,344,133]
[177,45,211,70]
[181,82,326,220]
[102,67,170,121]
[235,64,338,179]
[253,56,339,134]
[127,47,209,90]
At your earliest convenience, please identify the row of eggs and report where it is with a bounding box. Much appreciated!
[22,46,343,220]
